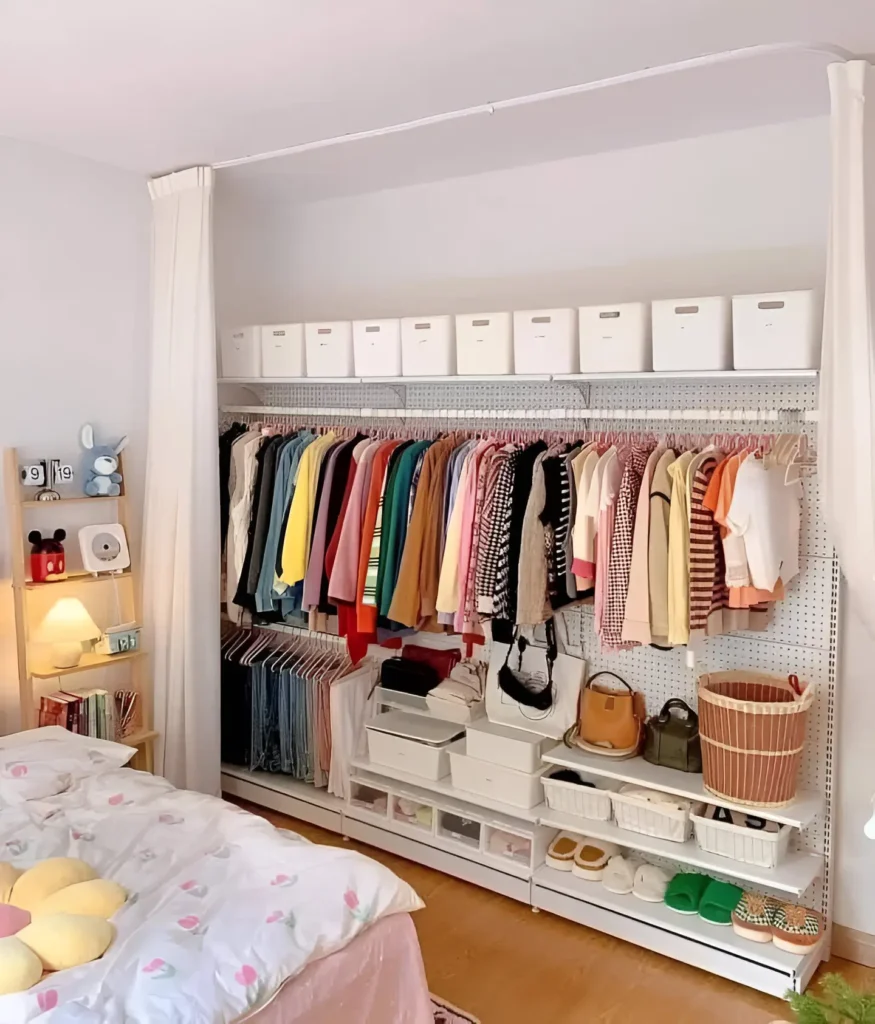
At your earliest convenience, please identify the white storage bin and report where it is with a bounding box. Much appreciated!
[304,321,354,377]
[449,745,547,809]
[732,290,821,370]
[366,712,465,781]
[220,326,261,378]
[455,312,513,375]
[401,315,455,376]
[353,318,402,377]
[484,825,533,867]
[610,785,704,844]
[578,302,651,373]
[348,781,389,817]
[541,770,620,822]
[651,296,732,371]
[437,809,482,850]
[260,324,305,378]
[465,719,551,773]
[513,308,578,374]
[391,795,435,833]
[691,807,792,869]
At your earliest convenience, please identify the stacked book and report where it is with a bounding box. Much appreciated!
[38,688,114,740]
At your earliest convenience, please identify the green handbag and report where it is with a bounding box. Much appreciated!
[643,699,702,773]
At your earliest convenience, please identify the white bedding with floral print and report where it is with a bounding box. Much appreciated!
[0,729,423,1023]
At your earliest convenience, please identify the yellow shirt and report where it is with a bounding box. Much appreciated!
[666,451,694,646]
[279,432,336,585]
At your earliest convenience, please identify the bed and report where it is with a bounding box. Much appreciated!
[0,727,432,1023]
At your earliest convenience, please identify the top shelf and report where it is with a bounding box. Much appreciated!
[542,744,823,829]
[219,370,818,386]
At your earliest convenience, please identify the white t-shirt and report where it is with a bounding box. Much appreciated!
[725,457,802,591]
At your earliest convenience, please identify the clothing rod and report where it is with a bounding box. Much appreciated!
[212,42,852,170]
[220,404,819,423]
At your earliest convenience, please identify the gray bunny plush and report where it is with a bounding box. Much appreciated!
[80,424,129,496]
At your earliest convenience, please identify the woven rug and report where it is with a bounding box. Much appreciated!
[431,995,479,1024]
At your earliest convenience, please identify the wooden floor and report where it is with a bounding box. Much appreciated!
[231,797,874,1024]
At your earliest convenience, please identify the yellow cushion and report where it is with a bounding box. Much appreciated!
[0,937,44,994]
[10,858,97,912]
[34,879,126,920]
[17,913,114,972]
[0,862,22,904]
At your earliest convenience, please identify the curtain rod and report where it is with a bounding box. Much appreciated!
[212,41,853,171]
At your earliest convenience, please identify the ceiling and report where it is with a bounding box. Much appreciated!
[0,0,873,179]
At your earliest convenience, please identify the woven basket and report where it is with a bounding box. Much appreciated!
[698,671,814,808]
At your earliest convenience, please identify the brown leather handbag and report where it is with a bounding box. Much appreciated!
[572,671,644,754]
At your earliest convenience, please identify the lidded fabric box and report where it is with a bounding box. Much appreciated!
[651,296,732,371]
[304,321,354,377]
[455,312,513,374]
[260,324,305,377]
[732,290,821,369]
[513,308,578,374]
[353,319,402,376]
[220,326,260,378]
[578,302,651,372]
[400,315,455,376]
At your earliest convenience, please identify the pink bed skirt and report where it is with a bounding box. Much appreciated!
[237,913,433,1024]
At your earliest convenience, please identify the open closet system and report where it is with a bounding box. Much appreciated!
[218,42,842,998]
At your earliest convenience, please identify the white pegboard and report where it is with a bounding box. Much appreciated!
[224,373,835,921]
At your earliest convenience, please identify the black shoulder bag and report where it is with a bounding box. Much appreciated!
[497,620,557,711]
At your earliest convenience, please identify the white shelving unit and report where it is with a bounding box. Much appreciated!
[541,745,824,829]
[219,369,834,996]
[531,866,821,998]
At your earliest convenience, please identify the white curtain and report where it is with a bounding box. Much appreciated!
[822,61,875,633]
[142,167,221,793]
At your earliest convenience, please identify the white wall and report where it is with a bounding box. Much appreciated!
[215,114,875,936]
[0,136,151,733]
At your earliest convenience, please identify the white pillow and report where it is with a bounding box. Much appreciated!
[0,762,72,804]
[0,728,134,782]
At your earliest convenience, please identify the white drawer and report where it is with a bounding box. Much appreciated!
[260,323,304,377]
[455,312,513,374]
[436,809,482,850]
[513,308,578,374]
[449,746,547,808]
[391,795,435,833]
[483,824,533,867]
[348,781,389,817]
[732,290,821,370]
[465,719,551,773]
[652,296,732,371]
[400,315,455,376]
[220,326,261,378]
[578,302,651,373]
[353,318,402,376]
[304,321,354,377]
[366,730,462,781]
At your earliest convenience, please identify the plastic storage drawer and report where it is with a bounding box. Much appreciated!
[578,302,651,373]
[391,795,435,833]
[260,324,305,377]
[353,318,402,376]
[455,312,513,374]
[437,810,482,850]
[651,296,732,371]
[348,781,389,817]
[513,308,578,374]
[304,321,354,377]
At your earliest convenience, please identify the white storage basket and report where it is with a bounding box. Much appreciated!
[691,809,792,869]
[609,785,703,844]
[541,773,617,822]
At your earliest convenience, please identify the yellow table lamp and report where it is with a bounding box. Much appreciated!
[33,599,101,669]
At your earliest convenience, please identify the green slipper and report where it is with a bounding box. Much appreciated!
[664,873,711,915]
[699,879,744,926]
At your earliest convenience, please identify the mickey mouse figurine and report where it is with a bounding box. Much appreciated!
[28,529,67,583]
